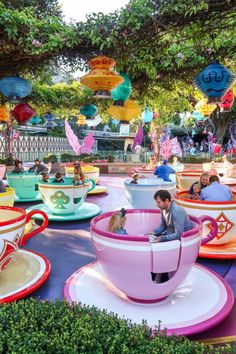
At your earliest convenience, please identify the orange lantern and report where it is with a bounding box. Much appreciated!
[195,99,217,117]
[80,56,124,98]
[77,114,86,126]
[108,99,141,123]
[0,105,9,123]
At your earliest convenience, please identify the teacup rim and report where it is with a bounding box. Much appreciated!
[175,190,236,205]
[90,209,201,242]
[0,206,25,226]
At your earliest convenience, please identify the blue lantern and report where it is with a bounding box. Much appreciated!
[111,73,132,105]
[80,104,98,118]
[191,110,206,121]
[142,108,153,123]
[30,116,41,125]
[193,61,235,104]
[0,76,32,102]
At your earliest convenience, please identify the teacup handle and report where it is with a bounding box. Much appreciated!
[199,215,218,245]
[85,178,96,192]
[22,210,49,245]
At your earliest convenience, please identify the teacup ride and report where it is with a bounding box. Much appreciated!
[0,206,50,302]
[65,165,108,194]
[26,177,101,221]
[134,163,183,178]
[6,172,42,202]
[0,187,15,206]
[64,209,233,336]
[174,190,236,259]
[203,162,236,179]
[124,177,176,209]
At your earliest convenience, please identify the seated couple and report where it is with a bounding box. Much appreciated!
[107,190,193,243]
[189,173,232,201]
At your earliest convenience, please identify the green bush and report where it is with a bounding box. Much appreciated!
[107,155,115,163]
[60,153,76,162]
[43,154,57,163]
[0,299,232,354]
[0,156,15,166]
[82,156,94,163]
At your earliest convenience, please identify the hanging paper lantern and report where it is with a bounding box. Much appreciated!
[108,99,141,123]
[195,99,217,117]
[79,104,98,118]
[193,61,235,103]
[0,105,9,123]
[80,56,124,98]
[0,77,32,103]
[77,114,86,126]
[11,103,36,124]
[219,89,234,112]
[191,110,206,121]
[111,73,132,105]
[30,116,41,125]
[112,119,120,125]
[142,108,153,123]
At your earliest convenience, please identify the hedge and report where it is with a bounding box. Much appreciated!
[0,299,233,354]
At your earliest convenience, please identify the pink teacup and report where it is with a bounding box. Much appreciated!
[0,206,48,272]
[90,209,217,302]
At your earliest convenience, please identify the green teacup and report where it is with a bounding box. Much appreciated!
[39,177,95,215]
[6,173,40,199]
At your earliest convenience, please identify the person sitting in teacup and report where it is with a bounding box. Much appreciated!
[73,164,85,184]
[107,208,128,235]
[154,160,175,182]
[188,183,201,200]
[41,173,50,183]
[73,174,83,186]
[52,172,65,184]
[200,175,233,202]
[130,173,139,184]
[11,160,25,173]
[28,159,48,174]
[148,190,193,243]
[0,179,6,193]
[189,172,209,196]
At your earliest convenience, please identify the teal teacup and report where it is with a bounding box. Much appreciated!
[6,173,40,199]
[38,177,95,215]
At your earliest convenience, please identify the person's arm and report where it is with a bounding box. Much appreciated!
[153,213,166,236]
[159,209,185,242]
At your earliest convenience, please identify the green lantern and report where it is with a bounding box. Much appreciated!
[111,73,132,106]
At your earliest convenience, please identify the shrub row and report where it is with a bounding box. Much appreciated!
[0,299,233,354]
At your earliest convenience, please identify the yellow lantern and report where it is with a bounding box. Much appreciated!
[80,56,124,98]
[108,99,141,122]
[195,99,217,117]
[77,114,86,126]
[0,105,9,123]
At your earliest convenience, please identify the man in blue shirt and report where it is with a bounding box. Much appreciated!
[200,175,232,202]
[151,190,193,242]
[154,160,175,182]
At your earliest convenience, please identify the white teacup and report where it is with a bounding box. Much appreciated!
[0,206,48,272]
[39,177,95,215]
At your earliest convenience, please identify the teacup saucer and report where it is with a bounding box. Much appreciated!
[26,203,101,221]
[15,194,42,203]
[0,249,51,303]
[88,186,108,195]
[64,262,233,336]
[199,240,236,259]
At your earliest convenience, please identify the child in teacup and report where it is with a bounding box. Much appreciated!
[189,183,201,200]
[107,208,128,235]
[41,173,50,183]
[73,164,85,184]
[73,174,83,186]
[52,172,64,183]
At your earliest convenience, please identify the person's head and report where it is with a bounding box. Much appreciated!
[42,173,49,182]
[132,173,139,181]
[200,172,209,186]
[163,160,168,165]
[173,156,178,163]
[15,160,22,167]
[74,164,82,174]
[55,172,62,179]
[209,175,220,184]
[154,190,172,210]
[107,208,127,233]
[35,159,40,166]
[193,183,201,194]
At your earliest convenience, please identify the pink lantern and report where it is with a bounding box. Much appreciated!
[219,89,234,112]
